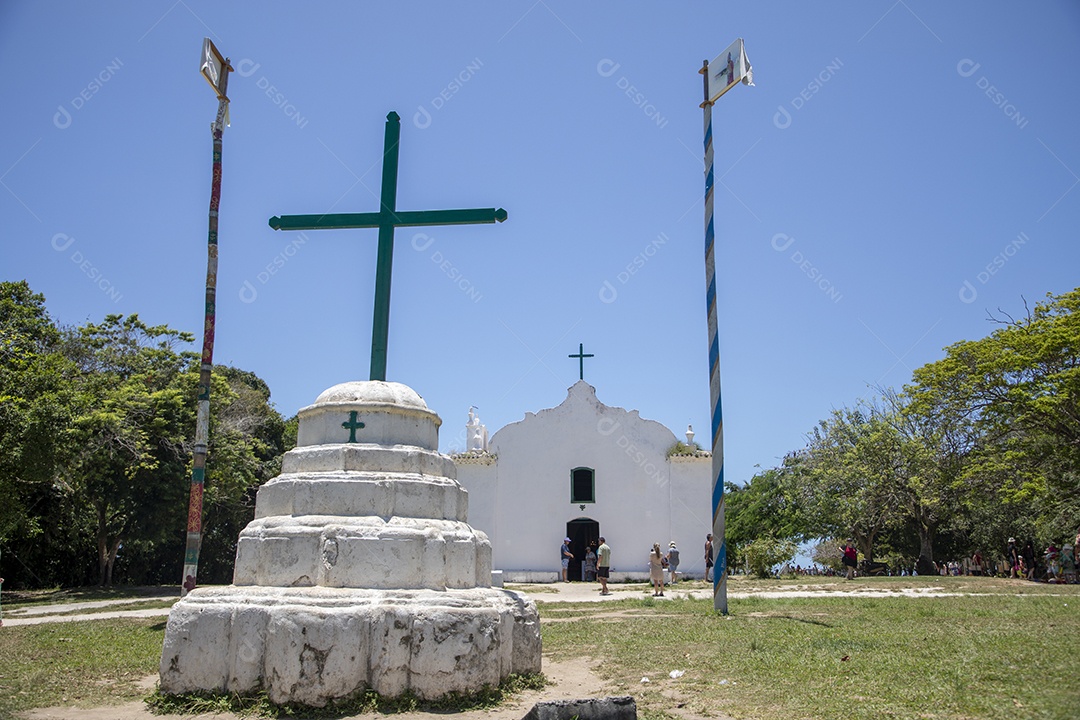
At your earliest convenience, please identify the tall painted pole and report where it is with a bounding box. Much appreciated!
[182,56,231,596]
[700,60,727,614]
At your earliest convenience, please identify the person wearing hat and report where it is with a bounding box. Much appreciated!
[666,541,680,584]
[1007,537,1020,578]
[560,536,574,582]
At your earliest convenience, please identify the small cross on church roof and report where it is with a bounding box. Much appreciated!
[568,343,594,381]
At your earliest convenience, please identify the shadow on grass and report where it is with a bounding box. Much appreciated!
[776,614,833,628]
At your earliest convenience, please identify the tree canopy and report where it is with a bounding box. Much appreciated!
[0,282,288,588]
[725,288,1080,575]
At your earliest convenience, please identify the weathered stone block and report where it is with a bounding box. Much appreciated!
[522,696,637,720]
[160,382,540,705]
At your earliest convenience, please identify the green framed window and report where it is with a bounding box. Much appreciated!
[571,467,595,503]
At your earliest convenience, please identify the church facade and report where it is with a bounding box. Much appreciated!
[452,381,712,582]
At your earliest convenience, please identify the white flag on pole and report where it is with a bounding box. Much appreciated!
[706,38,753,104]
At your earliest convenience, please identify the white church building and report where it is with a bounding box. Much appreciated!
[452,381,712,583]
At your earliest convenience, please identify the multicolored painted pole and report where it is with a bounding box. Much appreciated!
[182,46,231,596]
[700,59,727,614]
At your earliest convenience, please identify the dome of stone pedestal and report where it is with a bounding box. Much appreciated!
[296,380,441,450]
[314,380,428,409]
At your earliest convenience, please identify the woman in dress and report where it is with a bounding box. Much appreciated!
[584,544,597,582]
[649,543,665,596]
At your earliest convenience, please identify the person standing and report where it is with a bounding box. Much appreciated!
[1007,538,1020,578]
[596,537,611,595]
[584,544,597,582]
[842,541,858,580]
[560,537,573,583]
[1044,542,1061,583]
[1061,543,1076,584]
[649,543,665,596]
[704,534,714,582]
[971,550,984,576]
[667,541,680,584]
[1022,540,1036,580]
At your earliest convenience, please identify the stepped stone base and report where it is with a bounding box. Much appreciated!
[159,585,541,705]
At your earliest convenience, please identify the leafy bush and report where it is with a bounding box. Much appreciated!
[743,537,798,578]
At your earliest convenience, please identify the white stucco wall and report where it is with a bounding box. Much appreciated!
[454,382,712,581]
[668,454,714,577]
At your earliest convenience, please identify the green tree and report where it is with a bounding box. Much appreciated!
[879,387,976,574]
[196,367,288,583]
[795,405,907,563]
[0,281,76,551]
[61,314,196,586]
[908,289,1080,549]
[726,464,806,569]
[1,285,289,588]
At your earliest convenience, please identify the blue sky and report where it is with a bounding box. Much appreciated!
[2,2,1078,489]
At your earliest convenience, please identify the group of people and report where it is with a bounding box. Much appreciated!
[1006,536,1078,583]
[835,535,1079,582]
[646,541,681,595]
[560,533,719,596]
[561,536,613,594]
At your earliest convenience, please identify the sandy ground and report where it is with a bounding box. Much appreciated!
[19,655,638,720]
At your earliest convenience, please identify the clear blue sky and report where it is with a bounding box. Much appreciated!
[3,2,1078,488]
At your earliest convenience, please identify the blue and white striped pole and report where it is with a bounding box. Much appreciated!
[700,59,727,614]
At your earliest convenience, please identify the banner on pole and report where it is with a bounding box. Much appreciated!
[706,38,753,104]
[200,37,228,99]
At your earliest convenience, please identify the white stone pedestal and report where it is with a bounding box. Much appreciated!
[160,381,541,705]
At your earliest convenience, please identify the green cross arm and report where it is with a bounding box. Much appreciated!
[268,111,507,383]
[269,208,508,231]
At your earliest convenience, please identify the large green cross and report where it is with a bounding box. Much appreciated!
[269,111,507,381]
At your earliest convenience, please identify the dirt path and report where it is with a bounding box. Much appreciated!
[4,580,1056,626]
[19,655,641,720]
[7,579,1069,627]
[2,607,173,627]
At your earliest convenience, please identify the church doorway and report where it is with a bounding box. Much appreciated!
[566,518,599,582]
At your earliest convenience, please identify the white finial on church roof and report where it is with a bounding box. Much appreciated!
[686,424,695,446]
[466,406,488,452]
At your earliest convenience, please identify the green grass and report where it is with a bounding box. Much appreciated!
[0,618,167,717]
[0,579,1078,719]
[539,588,1080,720]
[146,672,548,718]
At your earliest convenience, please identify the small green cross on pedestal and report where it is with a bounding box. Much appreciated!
[269,111,507,382]
[569,343,594,381]
[342,411,365,443]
